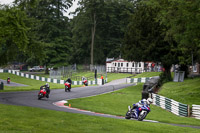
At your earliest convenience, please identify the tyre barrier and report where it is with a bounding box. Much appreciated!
[126,77,152,83]
[152,93,189,117]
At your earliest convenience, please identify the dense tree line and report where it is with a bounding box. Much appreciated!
[0,0,200,81]
[123,0,200,81]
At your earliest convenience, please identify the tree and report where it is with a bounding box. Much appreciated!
[71,0,135,64]
[147,0,200,77]
[123,0,178,82]
[13,0,74,69]
[0,5,29,65]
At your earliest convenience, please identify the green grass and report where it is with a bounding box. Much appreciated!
[0,72,200,132]
[28,71,133,83]
[67,84,200,126]
[0,73,81,91]
[0,104,199,133]
[106,73,133,82]
[158,77,200,106]
[134,72,161,78]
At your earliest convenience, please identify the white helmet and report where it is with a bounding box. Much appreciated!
[46,83,49,87]
[147,98,153,105]
[139,99,147,105]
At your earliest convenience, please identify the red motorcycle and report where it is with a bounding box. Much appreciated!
[83,79,88,86]
[7,77,10,84]
[65,82,71,92]
[38,88,48,100]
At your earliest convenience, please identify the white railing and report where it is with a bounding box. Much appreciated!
[152,93,188,117]
[192,105,200,119]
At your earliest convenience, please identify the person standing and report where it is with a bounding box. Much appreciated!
[101,75,104,85]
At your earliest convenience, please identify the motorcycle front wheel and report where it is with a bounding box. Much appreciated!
[138,111,147,121]
[38,93,43,100]
[65,87,68,92]
[125,111,131,119]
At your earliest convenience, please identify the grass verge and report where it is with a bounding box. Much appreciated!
[0,103,199,132]
[158,77,200,106]
[66,84,200,126]
[0,73,81,92]
[134,72,161,78]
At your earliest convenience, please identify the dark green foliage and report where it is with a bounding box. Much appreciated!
[123,0,200,82]
[0,5,29,65]
[71,0,135,64]
[12,0,73,67]
[123,1,176,82]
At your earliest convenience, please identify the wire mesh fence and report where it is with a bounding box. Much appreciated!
[49,64,106,81]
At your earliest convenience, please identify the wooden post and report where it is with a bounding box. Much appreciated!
[188,105,190,117]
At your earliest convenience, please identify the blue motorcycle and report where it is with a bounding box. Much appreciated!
[125,104,150,121]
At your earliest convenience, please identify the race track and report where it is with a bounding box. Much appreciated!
[0,82,135,117]
[0,80,200,129]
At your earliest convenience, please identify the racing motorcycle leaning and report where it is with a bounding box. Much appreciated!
[7,77,10,84]
[125,103,150,121]
[83,79,88,86]
[64,82,71,92]
[38,86,50,100]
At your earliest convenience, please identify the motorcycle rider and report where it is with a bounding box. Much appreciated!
[82,76,87,86]
[66,78,72,89]
[40,83,50,98]
[132,98,153,109]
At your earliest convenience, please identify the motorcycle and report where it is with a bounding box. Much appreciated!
[64,82,71,92]
[38,88,49,100]
[7,78,10,84]
[83,79,88,86]
[125,104,150,121]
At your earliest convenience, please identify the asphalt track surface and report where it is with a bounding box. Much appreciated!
[0,81,134,116]
[0,79,200,129]
[0,79,28,86]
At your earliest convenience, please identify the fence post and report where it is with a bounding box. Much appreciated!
[188,105,190,117]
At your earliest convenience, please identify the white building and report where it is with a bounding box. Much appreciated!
[106,58,144,73]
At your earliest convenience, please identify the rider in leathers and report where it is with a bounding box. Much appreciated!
[40,83,50,98]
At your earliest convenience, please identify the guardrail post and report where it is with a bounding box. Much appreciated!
[188,105,190,117]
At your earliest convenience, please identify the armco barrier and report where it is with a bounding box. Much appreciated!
[192,105,200,119]
[126,77,152,83]
[3,70,106,85]
[152,93,189,117]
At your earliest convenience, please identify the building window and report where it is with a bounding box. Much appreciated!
[115,63,117,66]
[121,63,123,67]
[132,63,134,67]
[139,62,141,67]
[118,63,120,67]
[136,62,138,67]
[127,63,129,67]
